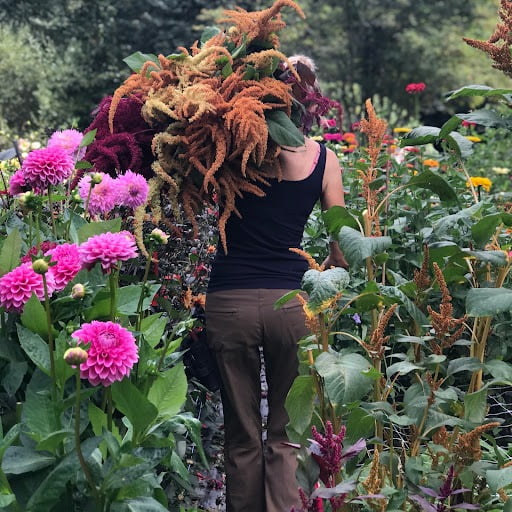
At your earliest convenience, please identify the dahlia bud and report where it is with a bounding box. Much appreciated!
[32,258,49,274]
[18,191,39,211]
[149,228,169,245]
[63,347,88,367]
[91,172,103,185]
[71,283,86,299]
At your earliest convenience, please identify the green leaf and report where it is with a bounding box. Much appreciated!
[457,110,511,128]
[274,289,301,309]
[464,387,487,423]
[438,115,462,139]
[463,249,507,267]
[301,267,350,313]
[0,495,16,507]
[338,226,392,267]
[111,378,158,439]
[21,294,48,339]
[77,218,122,243]
[75,159,93,170]
[123,52,159,73]
[1,360,28,395]
[200,26,221,45]
[265,109,304,147]
[379,285,428,327]
[285,375,316,440]
[36,429,73,454]
[484,360,512,384]
[446,84,512,101]
[140,314,168,348]
[433,202,483,237]
[447,357,482,376]
[399,125,440,146]
[1,447,54,475]
[344,407,374,444]
[386,360,422,377]
[314,352,373,405]
[79,128,97,148]
[118,284,161,316]
[322,206,360,235]
[466,287,512,317]
[16,324,50,375]
[0,424,21,459]
[405,169,458,204]
[445,132,474,158]
[0,228,21,275]
[486,466,512,493]
[471,213,503,248]
[23,389,60,440]
[147,363,188,419]
[111,496,169,512]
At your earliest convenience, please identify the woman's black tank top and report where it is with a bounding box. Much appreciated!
[207,143,326,292]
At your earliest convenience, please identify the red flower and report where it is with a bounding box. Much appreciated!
[323,132,343,142]
[462,120,477,127]
[405,82,426,94]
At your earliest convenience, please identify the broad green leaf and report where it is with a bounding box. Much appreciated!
[123,52,159,73]
[438,115,462,139]
[322,205,360,235]
[265,109,304,147]
[486,466,512,493]
[1,360,27,395]
[399,126,439,146]
[433,202,483,236]
[75,160,93,169]
[446,84,512,101]
[36,429,73,454]
[485,360,512,384]
[16,324,50,375]
[21,294,48,339]
[379,284,428,327]
[466,287,512,317]
[0,424,20,460]
[23,389,60,440]
[170,413,209,468]
[147,363,188,419]
[344,407,374,444]
[301,267,350,313]
[457,110,511,128]
[1,447,54,474]
[79,128,97,148]
[140,314,168,348]
[68,211,89,244]
[285,375,316,440]
[110,497,169,512]
[471,213,503,248]
[405,169,458,204]
[77,218,122,243]
[314,351,373,405]
[338,226,392,267]
[200,26,221,45]
[423,411,462,436]
[386,360,422,378]
[463,249,507,267]
[0,228,21,275]
[464,387,487,423]
[0,495,16,507]
[117,283,161,316]
[388,414,416,426]
[111,378,158,438]
[444,132,474,158]
[274,289,301,309]
[447,357,482,376]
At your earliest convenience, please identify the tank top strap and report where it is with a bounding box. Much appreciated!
[309,142,326,192]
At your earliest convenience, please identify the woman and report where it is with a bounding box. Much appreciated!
[206,56,347,512]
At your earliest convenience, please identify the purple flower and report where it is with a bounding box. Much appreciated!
[352,313,362,325]
[47,129,86,160]
[115,170,149,209]
[77,172,117,216]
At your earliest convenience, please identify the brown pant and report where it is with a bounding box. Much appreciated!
[206,289,308,512]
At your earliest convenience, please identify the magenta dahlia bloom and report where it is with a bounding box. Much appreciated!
[22,146,75,193]
[115,170,149,209]
[45,243,81,291]
[79,231,138,273]
[0,263,56,313]
[47,129,86,160]
[77,172,117,216]
[72,321,138,386]
[9,169,27,195]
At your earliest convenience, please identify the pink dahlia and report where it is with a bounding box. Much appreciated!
[77,172,117,216]
[22,146,75,193]
[47,129,86,160]
[45,243,81,291]
[115,170,149,209]
[9,169,27,195]
[0,263,56,313]
[72,321,138,386]
[79,231,138,273]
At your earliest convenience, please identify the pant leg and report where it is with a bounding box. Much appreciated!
[260,290,309,512]
[206,289,265,512]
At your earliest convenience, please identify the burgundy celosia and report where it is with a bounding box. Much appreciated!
[78,231,138,273]
[77,172,117,216]
[115,170,149,209]
[45,243,81,291]
[405,82,426,94]
[72,321,138,386]
[21,146,75,193]
[0,263,56,312]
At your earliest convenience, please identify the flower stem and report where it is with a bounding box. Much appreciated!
[135,257,152,334]
[74,370,101,504]
[47,185,57,239]
[42,273,57,401]
[106,386,113,432]
[109,270,118,322]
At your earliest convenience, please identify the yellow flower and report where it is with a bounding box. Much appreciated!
[310,135,323,142]
[423,159,440,168]
[466,176,492,192]
[393,127,412,134]
[492,166,510,175]
[465,136,482,143]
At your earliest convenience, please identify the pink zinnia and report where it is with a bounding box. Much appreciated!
[79,231,138,273]
[323,132,343,142]
[115,170,149,209]
[72,321,138,386]
[405,82,426,94]
[9,169,27,195]
[47,129,86,160]
[77,172,117,216]
[45,243,81,291]
[0,263,56,313]
[22,146,75,193]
